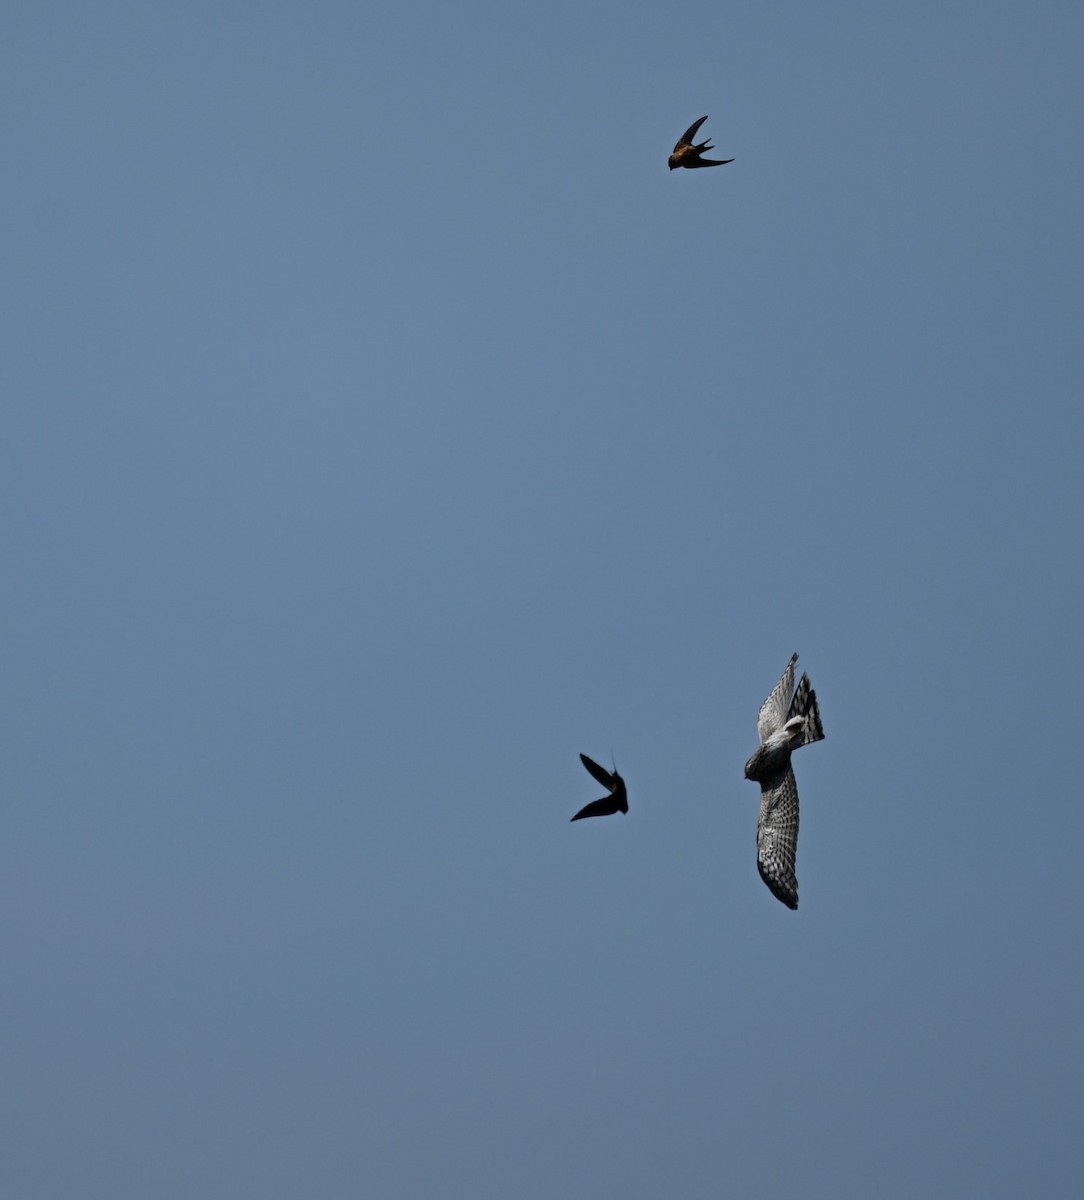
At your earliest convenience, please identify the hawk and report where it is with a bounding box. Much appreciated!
[744,654,824,909]
[668,115,734,170]
[570,753,628,822]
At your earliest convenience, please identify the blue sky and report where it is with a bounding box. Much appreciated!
[3,2,1082,1196]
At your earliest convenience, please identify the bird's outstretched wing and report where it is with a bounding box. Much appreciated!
[756,653,799,744]
[570,796,623,822]
[686,156,733,168]
[756,767,800,909]
[674,115,709,151]
[579,753,618,792]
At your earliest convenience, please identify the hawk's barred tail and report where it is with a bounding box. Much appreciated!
[789,673,825,747]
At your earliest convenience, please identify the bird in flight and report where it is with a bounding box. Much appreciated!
[668,115,734,170]
[743,654,824,909]
[570,753,628,822]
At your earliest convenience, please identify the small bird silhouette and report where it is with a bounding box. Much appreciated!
[570,753,628,821]
[668,115,734,170]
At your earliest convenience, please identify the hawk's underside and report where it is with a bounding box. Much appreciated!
[745,653,824,910]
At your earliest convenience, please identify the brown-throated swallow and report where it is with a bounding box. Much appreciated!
[570,753,628,821]
[669,115,734,170]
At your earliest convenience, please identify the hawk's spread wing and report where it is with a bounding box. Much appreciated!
[756,653,799,744]
[756,767,800,909]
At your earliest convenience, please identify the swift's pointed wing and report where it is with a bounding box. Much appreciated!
[570,796,622,822]
[579,753,617,793]
[673,115,708,151]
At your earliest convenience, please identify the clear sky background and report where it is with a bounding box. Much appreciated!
[3,2,1082,1196]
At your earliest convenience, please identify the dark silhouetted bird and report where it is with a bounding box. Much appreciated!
[570,753,628,822]
[743,653,825,910]
[668,115,734,170]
